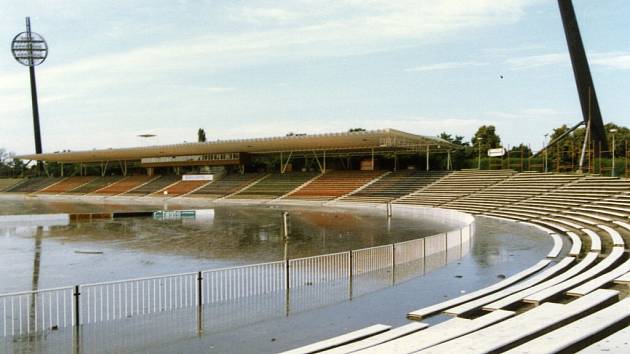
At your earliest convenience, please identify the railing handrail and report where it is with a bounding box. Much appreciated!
[80,271,198,288]
[289,250,350,262]
[201,260,284,274]
[0,285,74,298]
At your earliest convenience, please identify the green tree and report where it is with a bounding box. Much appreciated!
[471,125,501,152]
[348,128,366,132]
[509,144,532,156]
[439,132,467,146]
[197,128,207,142]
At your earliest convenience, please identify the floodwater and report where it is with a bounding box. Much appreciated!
[0,196,187,216]
[0,197,552,354]
[0,202,457,293]
[1,216,551,354]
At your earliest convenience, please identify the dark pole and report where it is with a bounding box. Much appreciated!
[557,0,608,153]
[29,65,44,170]
[25,17,44,173]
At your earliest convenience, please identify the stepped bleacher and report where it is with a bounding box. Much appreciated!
[229,172,318,199]
[191,173,266,198]
[396,169,515,206]
[282,170,630,353]
[153,179,211,196]
[65,176,124,194]
[39,176,97,193]
[0,178,24,192]
[2,168,630,349]
[341,170,451,203]
[285,170,384,201]
[487,175,630,221]
[123,175,180,195]
[4,177,64,193]
[441,172,581,214]
[92,175,156,195]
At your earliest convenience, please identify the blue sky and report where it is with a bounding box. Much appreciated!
[1,0,629,155]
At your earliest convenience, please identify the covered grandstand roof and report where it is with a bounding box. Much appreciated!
[17,129,454,163]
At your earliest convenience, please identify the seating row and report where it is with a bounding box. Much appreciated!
[396,169,516,207]
[341,170,451,203]
[230,172,319,199]
[282,170,630,353]
[286,170,385,201]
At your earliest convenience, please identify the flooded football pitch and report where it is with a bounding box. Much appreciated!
[0,197,550,353]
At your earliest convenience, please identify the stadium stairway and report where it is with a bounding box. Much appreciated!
[64,176,124,194]
[279,170,630,354]
[4,177,65,193]
[339,170,452,204]
[284,170,386,201]
[395,169,516,207]
[228,172,320,200]
[122,175,180,196]
[151,179,213,197]
[38,176,98,194]
[190,173,268,199]
[0,178,25,192]
[92,175,157,195]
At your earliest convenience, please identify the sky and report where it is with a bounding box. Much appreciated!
[1,0,630,155]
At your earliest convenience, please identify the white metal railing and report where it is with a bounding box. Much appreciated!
[395,238,425,265]
[1,286,73,337]
[79,272,197,325]
[290,252,350,288]
[1,218,474,337]
[353,244,392,275]
[202,261,284,304]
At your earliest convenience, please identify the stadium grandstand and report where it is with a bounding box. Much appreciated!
[3,127,630,352]
[15,129,455,176]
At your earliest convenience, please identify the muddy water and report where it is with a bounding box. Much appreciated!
[1,215,550,354]
[0,204,458,293]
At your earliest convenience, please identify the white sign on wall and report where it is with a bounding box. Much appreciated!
[487,148,506,157]
[182,174,214,181]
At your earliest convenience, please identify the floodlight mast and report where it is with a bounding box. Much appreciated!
[11,17,48,173]
[558,0,608,153]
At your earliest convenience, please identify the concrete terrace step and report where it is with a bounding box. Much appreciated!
[506,297,630,354]
[407,260,551,320]
[418,289,620,354]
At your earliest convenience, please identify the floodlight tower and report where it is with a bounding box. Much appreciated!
[11,17,48,173]
[558,0,608,153]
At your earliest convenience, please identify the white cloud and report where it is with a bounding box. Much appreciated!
[236,7,303,24]
[591,52,630,70]
[0,0,545,154]
[505,52,630,71]
[406,61,488,72]
[505,53,568,70]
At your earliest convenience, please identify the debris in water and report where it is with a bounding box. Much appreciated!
[497,274,506,279]
[455,275,463,278]
[271,338,276,342]
[74,250,103,255]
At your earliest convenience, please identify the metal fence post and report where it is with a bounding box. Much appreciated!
[391,243,396,285]
[348,250,353,300]
[284,257,290,316]
[73,285,80,326]
[197,271,203,306]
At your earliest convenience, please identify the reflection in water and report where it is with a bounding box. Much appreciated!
[29,226,43,335]
[0,206,456,293]
[2,246,468,354]
[0,213,550,354]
